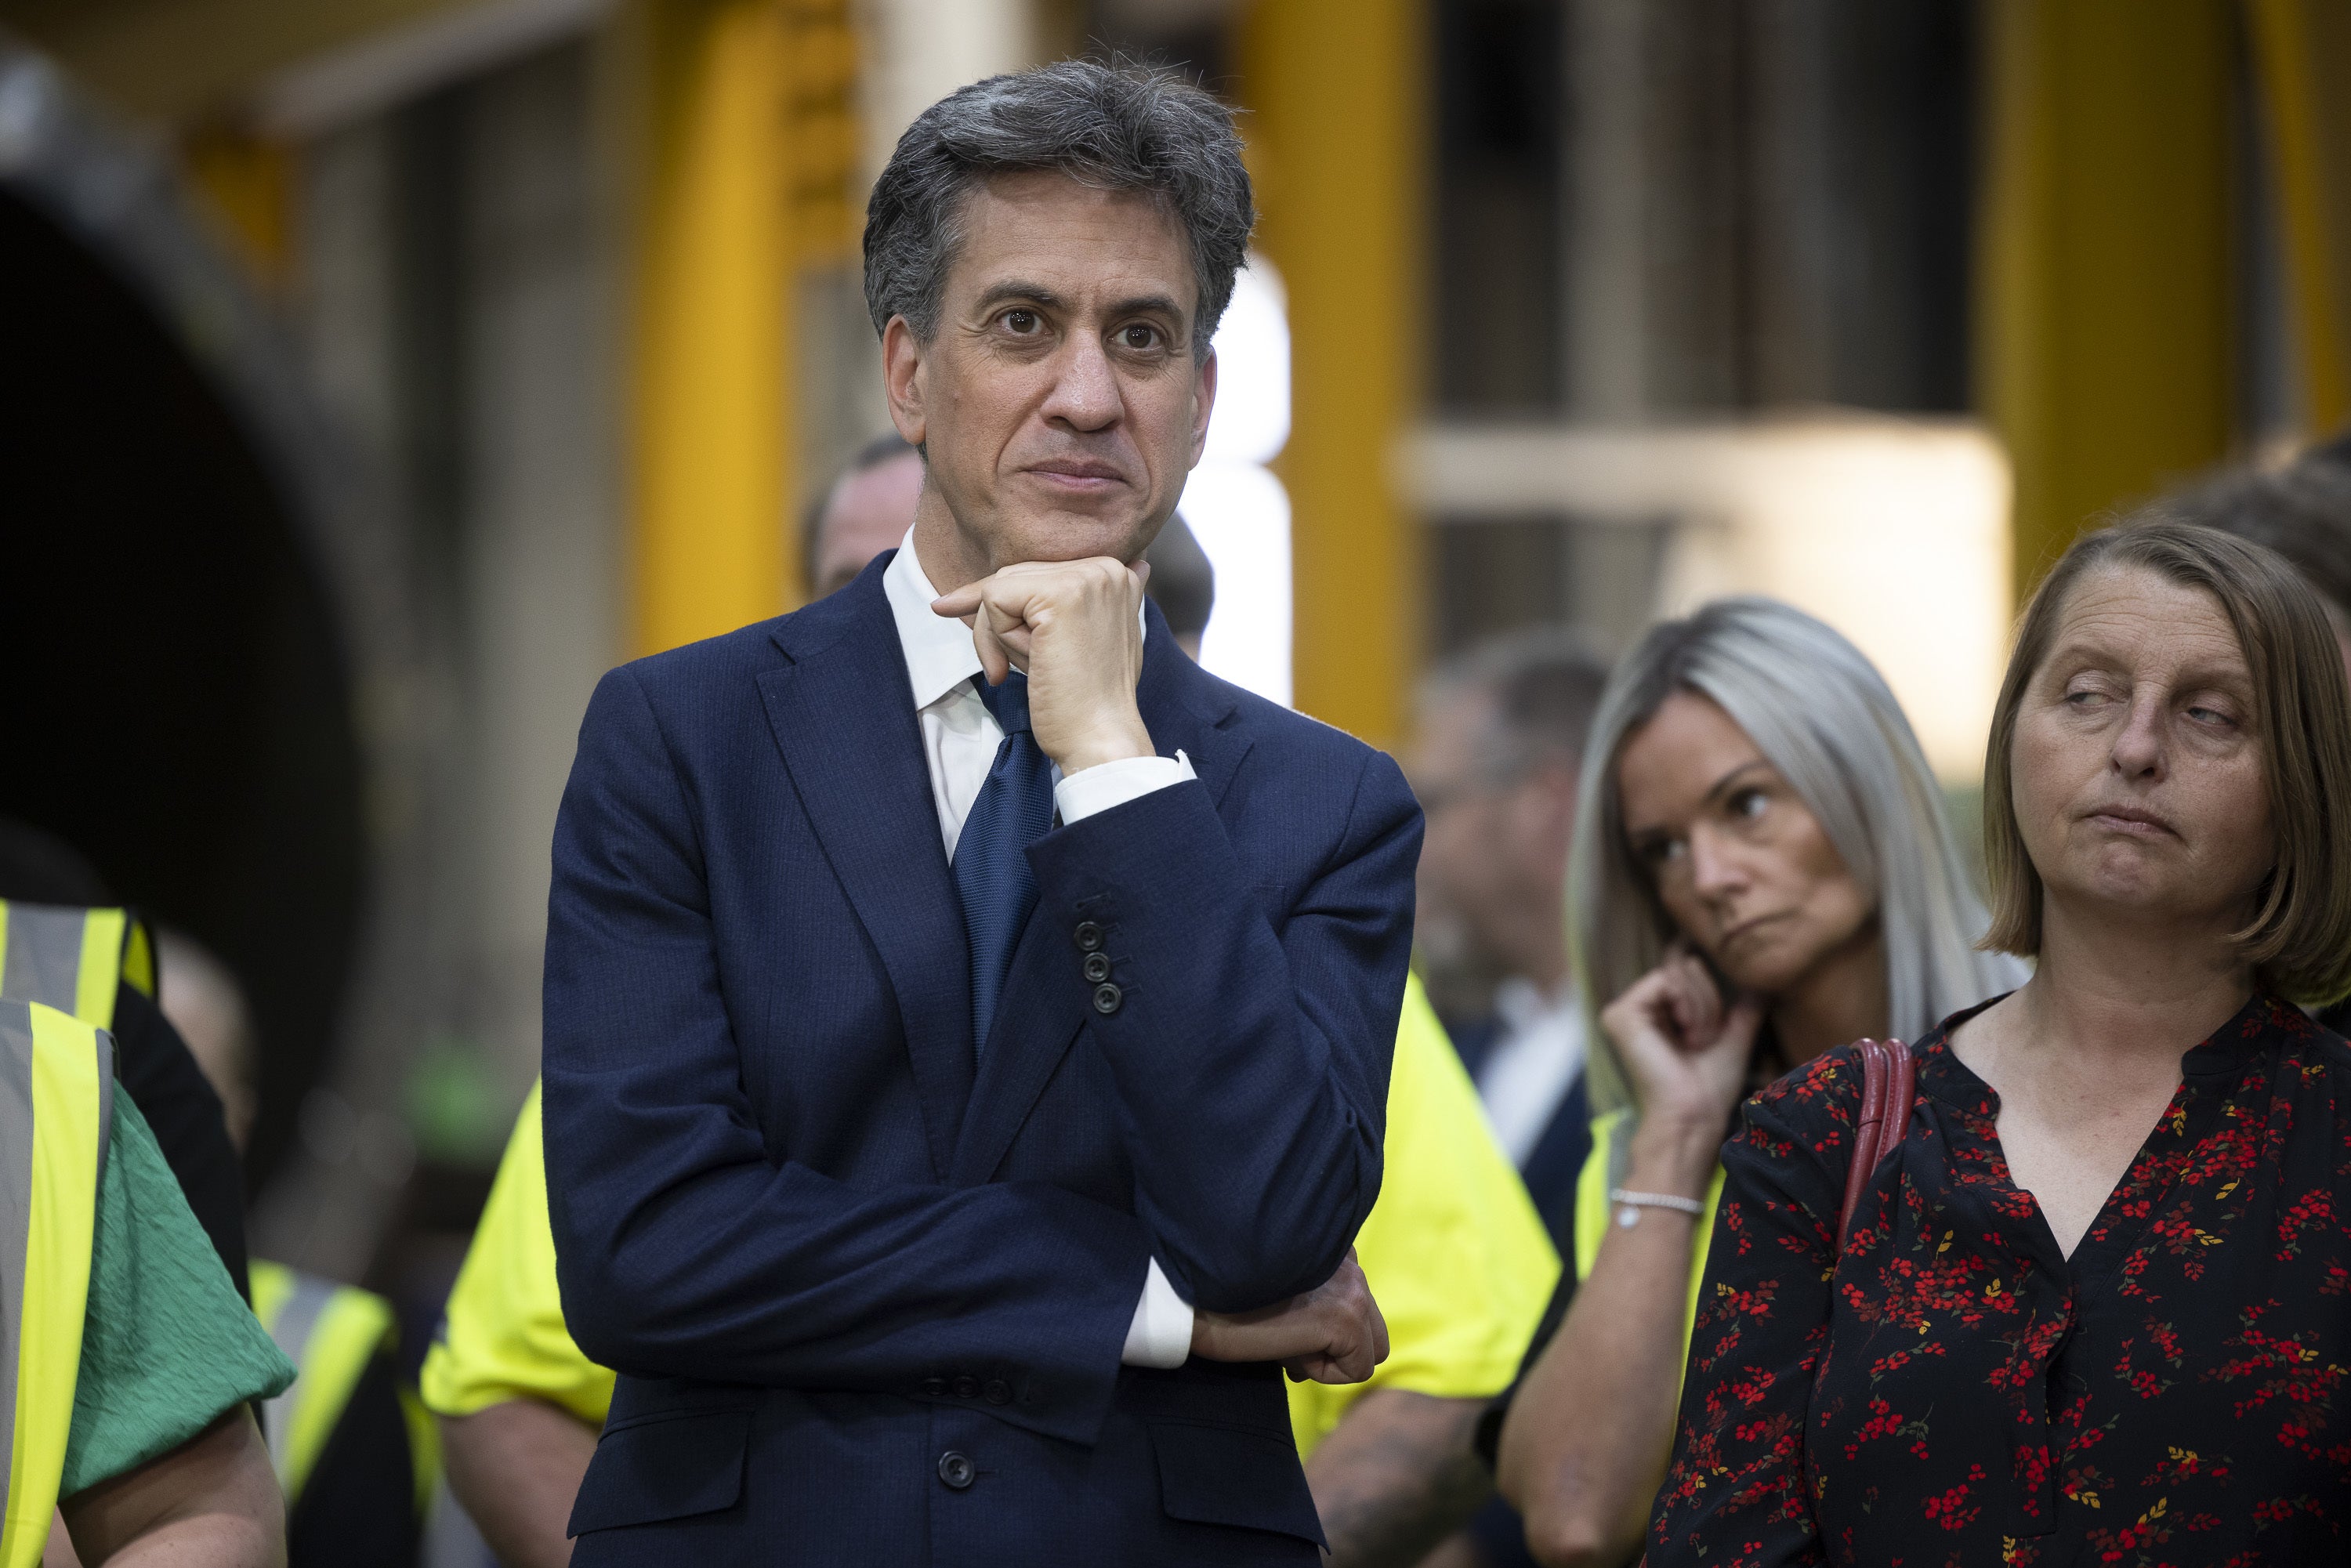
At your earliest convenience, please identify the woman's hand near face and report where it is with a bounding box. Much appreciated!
[1501,947,1760,1568]
[1605,946,1761,1131]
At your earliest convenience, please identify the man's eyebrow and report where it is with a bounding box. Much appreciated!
[1106,291,1186,321]
[972,280,1063,313]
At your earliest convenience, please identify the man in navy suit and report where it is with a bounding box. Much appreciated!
[541,61,1422,1565]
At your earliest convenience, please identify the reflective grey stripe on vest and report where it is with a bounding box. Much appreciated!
[260,1274,339,1481]
[2,904,87,1017]
[0,1006,35,1531]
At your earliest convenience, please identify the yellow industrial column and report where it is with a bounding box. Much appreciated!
[1980,1,2236,596]
[1240,0,1427,750]
[622,0,794,657]
[2248,0,2351,441]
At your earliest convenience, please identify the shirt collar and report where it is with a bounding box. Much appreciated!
[882,527,984,712]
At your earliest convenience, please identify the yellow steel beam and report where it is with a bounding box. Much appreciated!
[1238,0,1426,750]
[621,0,793,656]
[1980,0,2236,598]
[2248,0,2351,441]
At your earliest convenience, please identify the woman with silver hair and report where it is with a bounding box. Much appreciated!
[1488,596,2023,1568]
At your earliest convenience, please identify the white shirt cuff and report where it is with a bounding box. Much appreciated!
[1053,749,1195,825]
[1121,1258,1195,1368]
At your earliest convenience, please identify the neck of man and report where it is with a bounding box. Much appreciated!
[909,489,992,596]
[2003,894,2254,1077]
[1769,918,1890,1064]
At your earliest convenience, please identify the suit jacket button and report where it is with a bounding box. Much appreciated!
[1074,920,1104,951]
[1082,952,1111,983]
[984,1379,1012,1406]
[953,1375,980,1400]
[1092,982,1123,1016]
[921,1377,947,1398]
[938,1451,976,1490]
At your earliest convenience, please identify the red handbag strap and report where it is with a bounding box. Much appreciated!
[1836,1037,1914,1252]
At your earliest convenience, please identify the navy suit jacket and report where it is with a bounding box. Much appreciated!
[542,555,1422,1566]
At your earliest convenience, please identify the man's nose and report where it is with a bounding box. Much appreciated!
[1041,335,1123,431]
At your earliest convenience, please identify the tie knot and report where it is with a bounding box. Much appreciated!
[973,671,1031,735]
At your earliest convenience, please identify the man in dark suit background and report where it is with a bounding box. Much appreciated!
[542,61,1420,1565]
[1407,629,1610,1256]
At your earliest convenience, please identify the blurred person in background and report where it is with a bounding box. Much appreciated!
[0,824,294,1566]
[804,430,924,599]
[428,449,1554,1568]
[1407,632,1612,1251]
[159,930,432,1568]
[2161,429,2351,676]
[1488,599,2023,1568]
[18,987,294,1568]
[0,819,249,1299]
[1652,523,2351,1566]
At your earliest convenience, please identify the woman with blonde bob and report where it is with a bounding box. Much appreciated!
[1491,597,2022,1567]
[1651,521,2351,1566]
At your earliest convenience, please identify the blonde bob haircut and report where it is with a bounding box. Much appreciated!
[1982,519,2351,1005]
[1571,598,2026,1126]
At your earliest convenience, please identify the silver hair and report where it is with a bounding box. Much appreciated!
[863,60,1255,356]
[1570,597,2027,1124]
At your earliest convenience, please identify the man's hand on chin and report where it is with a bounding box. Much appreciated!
[1189,1251,1393,1385]
[931,556,1157,774]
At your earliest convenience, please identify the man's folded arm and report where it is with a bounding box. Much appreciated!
[542,668,1154,1443]
[1027,749,1423,1314]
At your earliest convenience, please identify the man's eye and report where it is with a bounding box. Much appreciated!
[1002,310,1040,333]
[1119,324,1161,350]
[1727,788,1767,822]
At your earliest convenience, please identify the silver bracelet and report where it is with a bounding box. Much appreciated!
[1609,1187,1707,1227]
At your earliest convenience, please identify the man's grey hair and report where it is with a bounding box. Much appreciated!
[1419,626,1614,784]
[1568,598,2027,1132]
[864,60,1255,356]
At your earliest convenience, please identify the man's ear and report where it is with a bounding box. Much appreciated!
[882,316,928,448]
[1187,343,1219,469]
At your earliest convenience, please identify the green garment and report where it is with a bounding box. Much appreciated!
[59,1092,296,1498]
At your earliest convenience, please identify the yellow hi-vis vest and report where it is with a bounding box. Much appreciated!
[250,1261,439,1518]
[0,901,155,1031]
[0,999,114,1568]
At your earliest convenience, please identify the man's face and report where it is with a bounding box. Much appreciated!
[1407,692,1581,990]
[882,170,1217,579]
[813,450,926,597]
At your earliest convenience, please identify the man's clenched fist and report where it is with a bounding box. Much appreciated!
[1189,1251,1393,1385]
[931,556,1157,775]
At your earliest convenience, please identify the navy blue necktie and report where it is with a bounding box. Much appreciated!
[954,672,1056,1052]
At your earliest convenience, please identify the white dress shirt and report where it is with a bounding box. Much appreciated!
[882,531,1197,1367]
[1473,977,1587,1168]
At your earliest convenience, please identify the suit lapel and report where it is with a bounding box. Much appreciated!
[760,562,973,1179]
[949,608,1251,1185]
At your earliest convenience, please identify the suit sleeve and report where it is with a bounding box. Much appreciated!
[1025,742,1422,1311]
[542,667,1154,1446]
[1647,1056,1857,1568]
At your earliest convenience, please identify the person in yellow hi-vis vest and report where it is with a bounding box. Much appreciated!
[423,977,1556,1567]
[1,994,294,1566]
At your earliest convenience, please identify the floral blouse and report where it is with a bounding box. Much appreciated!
[1650,994,2351,1567]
